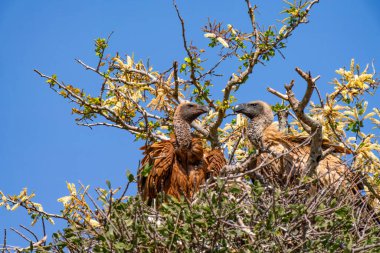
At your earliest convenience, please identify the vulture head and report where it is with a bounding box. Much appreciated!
[174,102,210,123]
[233,101,274,141]
[233,100,273,121]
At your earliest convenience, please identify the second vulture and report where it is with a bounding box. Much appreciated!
[233,100,361,191]
[138,102,226,204]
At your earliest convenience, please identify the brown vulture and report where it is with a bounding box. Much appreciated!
[138,102,226,204]
[233,100,361,191]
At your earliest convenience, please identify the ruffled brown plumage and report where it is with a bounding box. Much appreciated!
[138,102,226,204]
[139,138,225,203]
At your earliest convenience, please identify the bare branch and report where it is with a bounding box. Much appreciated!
[19,225,38,242]
[306,0,320,12]
[245,0,256,29]
[10,228,31,243]
[237,214,255,243]
[267,87,289,100]
[7,235,47,252]
[295,68,320,110]
[191,122,209,137]
[199,54,229,79]
[173,0,195,86]
[172,61,180,102]
[2,229,6,253]
[277,109,289,133]
[284,68,323,176]
[353,243,380,253]
[228,133,243,165]
[77,122,125,129]
[284,79,311,133]
[173,0,214,107]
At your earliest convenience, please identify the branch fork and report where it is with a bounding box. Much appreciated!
[268,67,323,176]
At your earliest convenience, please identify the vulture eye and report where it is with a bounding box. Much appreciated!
[188,104,195,107]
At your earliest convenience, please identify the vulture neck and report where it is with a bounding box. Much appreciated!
[173,116,192,148]
[247,115,272,147]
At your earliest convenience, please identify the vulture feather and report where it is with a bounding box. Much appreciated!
[138,102,226,204]
[233,100,361,191]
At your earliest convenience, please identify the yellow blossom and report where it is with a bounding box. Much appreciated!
[58,196,72,205]
[66,182,77,196]
[89,219,101,228]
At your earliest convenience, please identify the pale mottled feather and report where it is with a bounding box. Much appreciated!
[255,122,359,191]
[234,101,360,192]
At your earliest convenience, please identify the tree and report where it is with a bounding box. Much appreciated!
[1,0,380,251]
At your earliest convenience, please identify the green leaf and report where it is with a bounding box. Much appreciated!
[126,170,135,182]
[335,206,349,218]
[142,164,153,177]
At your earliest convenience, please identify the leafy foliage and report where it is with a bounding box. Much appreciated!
[4,179,380,252]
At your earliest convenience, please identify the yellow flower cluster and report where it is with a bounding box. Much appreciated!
[58,182,101,228]
[0,188,52,225]
[331,59,375,101]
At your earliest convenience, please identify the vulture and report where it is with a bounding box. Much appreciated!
[233,100,360,191]
[138,102,226,204]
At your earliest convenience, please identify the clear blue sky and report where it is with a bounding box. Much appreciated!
[1,0,379,247]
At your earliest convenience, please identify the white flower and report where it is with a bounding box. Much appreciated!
[217,37,229,48]
[204,33,216,38]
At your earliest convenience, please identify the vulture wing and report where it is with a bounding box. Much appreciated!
[204,149,226,176]
[268,124,352,154]
[285,134,352,154]
[139,140,176,202]
[255,124,360,192]
[139,138,226,203]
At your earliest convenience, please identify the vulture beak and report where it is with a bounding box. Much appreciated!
[233,103,247,114]
[199,105,210,114]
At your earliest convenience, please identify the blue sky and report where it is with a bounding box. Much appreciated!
[1,0,380,247]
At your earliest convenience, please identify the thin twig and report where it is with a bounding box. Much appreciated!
[10,228,31,243]
[19,225,38,242]
[173,0,213,107]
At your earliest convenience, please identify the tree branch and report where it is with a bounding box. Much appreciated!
[209,1,320,148]
[76,59,158,86]
[285,68,323,177]
[34,70,169,141]
[267,87,288,100]
[173,0,214,107]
